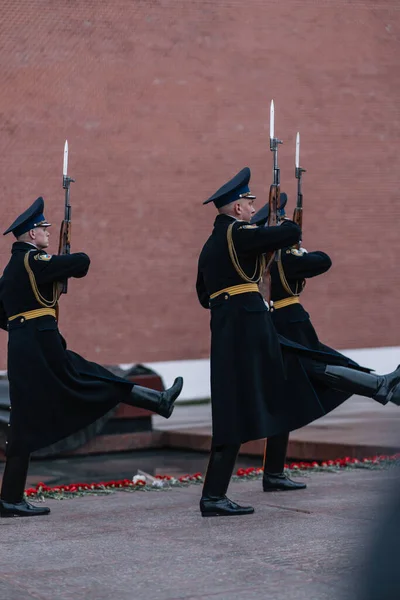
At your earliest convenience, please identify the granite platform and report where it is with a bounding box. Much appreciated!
[154,395,400,460]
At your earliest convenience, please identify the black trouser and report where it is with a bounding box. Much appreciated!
[263,433,289,476]
[202,443,241,499]
[1,454,31,503]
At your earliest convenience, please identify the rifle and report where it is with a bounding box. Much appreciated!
[293,132,306,249]
[261,100,282,304]
[58,140,75,294]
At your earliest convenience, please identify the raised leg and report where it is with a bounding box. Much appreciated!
[321,365,400,406]
[125,376,183,418]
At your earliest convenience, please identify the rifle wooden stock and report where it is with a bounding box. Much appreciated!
[58,220,71,294]
[294,164,305,250]
[58,220,71,255]
[292,206,302,229]
[262,184,280,304]
[292,201,303,250]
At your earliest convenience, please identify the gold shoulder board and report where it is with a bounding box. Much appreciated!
[289,248,306,257]
[34,253,52,262]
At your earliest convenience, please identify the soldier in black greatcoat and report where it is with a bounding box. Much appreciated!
[251,194,400,493]
[197,169,400,518]
[0,197,183,518]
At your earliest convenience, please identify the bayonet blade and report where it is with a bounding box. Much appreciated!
[270,100,274,140]
[295,132,300,169]
[63,140,68,177]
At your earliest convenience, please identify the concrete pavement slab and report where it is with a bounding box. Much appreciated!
[1,469,398,600]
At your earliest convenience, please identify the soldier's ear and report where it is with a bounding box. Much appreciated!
[234,201,242,216]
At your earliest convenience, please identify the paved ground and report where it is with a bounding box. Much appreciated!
[1,468,399,600]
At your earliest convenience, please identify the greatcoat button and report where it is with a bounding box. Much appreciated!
[224,295,228,300]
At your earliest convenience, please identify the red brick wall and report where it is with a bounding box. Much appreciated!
[0,0,399,368]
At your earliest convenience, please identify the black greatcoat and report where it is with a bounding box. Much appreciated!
[0,242,134,456]
[270,247,365,414]
[196,215,353,447]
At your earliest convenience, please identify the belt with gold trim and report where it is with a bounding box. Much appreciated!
[272,297,300,310]
[209,283,260,300]
[8,308,57,323]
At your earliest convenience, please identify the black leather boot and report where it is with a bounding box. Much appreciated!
[263,473,307,492]
[263,434,307,492]
[127,376,183,418]
[0,454,51,518]
[0,499,51,518]
[200,444,254,517]
[324,365,400,406]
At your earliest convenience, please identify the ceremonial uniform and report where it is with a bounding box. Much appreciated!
[198,171,400,517]
[197,168,341,516]
[0,197,183,517]
[251,195,400,492]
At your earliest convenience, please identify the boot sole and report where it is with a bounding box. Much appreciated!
[201,510,255,517]
[263,486,307,492]
[0,511,50,518]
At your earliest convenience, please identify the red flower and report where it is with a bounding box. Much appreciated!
[18,453,399,501]
[35,482,50,492]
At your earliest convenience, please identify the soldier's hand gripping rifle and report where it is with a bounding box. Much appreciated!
[293,131,306,250]
[58,140,75,294]
[261,100,283,304]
